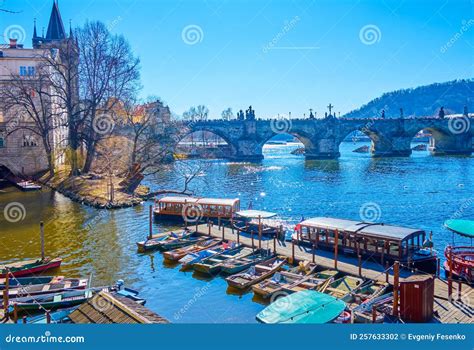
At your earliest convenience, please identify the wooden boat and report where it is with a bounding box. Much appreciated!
[153,196,240,222]
[136,229,193,252]
[256,290,346,324]
[294,217,438,274]
[221,249,273,275]
[163,238,221,261]
[179,242,239,269]
[8,282,144,314]
[323,276,365,300]
[226,256,287,290]
[0,276,64,290]
[193,246,254,275]
[159,235,206,252]
[339,280,389,306]
[352,292,393,323]
[0,257,62,278]
[252,262,318,299]
[7,278,89,299]
[283,269,339,294]
[26,307,77,324]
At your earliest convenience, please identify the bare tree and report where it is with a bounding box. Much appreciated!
[76,21,140,173]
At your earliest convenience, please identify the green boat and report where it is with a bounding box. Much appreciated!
[256,290,346,324]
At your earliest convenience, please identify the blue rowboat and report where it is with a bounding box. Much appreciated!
[256,290,346,324]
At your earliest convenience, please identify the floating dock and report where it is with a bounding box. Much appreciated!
[193,223,473,324]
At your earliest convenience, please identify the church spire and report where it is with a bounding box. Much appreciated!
[46,0,66,41]
[33,18,38,38]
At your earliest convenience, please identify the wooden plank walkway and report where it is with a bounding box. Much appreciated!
[195,224,474,324]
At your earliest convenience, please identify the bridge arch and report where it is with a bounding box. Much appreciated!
[176,126,238,159]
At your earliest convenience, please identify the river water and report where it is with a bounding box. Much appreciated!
[0,142,472,323]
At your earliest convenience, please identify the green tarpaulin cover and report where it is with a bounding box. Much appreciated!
[256,290,345,324]
[444,219,474,238]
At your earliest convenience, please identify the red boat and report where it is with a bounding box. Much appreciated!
[444,219,474,284]
[0,258,62,278]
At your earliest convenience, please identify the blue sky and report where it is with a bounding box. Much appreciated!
[1,0,473,118]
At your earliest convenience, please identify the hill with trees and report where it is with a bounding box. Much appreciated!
[343,79,473,119]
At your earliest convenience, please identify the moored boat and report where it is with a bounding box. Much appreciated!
[163,238,221,261]
[193,246,254,275]
[0,257,62,278]
[283,269,339,294]
[136,229,193,252]
[226,256,287,290]
[179,242,239,270]
[443,219,474,284]
[293,217,438,273]
[221,249,273,275]
[252,261,317,299]
[6,278,89,299]
[159,235,206,252]
[256,290,346,324]
[323,275,365,300]
[0,276,64,290]
[153,196,240,222]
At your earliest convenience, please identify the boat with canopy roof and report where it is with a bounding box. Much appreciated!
[293,217,437,273]
[153,196,240,222]
[444,219,474,284]
[231,210,289,239]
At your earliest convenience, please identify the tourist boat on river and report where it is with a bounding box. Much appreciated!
[293,217,437,273]
[0,258,62,278]
[256,290,346,324]
[226,256,287,290]
[153,196,240,222]
[231,210,284,237]
[443,219,474,283]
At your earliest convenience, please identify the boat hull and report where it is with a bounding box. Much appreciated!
[0,258,62,278]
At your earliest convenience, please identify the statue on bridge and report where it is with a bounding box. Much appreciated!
[237,109,245,121]
[309,109,315,119]
[381,109,385,119]
[438,106,445,119]
[245,106,256,120]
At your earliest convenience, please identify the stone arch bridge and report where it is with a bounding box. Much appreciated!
[181,117,474,161]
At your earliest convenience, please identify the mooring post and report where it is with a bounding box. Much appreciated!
[46,311,51,324]
[312,242,315,263]
[208,221,211,236]
[40,221,45,260]
[148,205,153,240]
[392,261,400,317]
[372,305,377,323]
[251,231,255,250]
[334,229,339,270]
[258,215,262,249]
[358,255,362,277]
[291,239,295,264]
[237,230,240,244]
[222,224,225,240]
[448,250,453,302]
[13,303,18,323]
[385,261,390,283]
[458,280,462,301]
[436,258,440,277]
[273,235,277,254]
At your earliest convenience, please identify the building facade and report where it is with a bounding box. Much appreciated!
[0,1,73,176]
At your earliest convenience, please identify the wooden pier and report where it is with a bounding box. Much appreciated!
[194,223,473,324]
